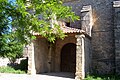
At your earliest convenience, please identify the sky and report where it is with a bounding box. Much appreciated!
[8,0,16,2]
[7,0,16,32]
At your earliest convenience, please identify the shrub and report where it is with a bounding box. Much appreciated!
[85,74,119,80]
[0,66,26,74]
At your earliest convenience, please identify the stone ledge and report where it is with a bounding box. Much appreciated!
[113,1,120,7]
[81,5,92,12]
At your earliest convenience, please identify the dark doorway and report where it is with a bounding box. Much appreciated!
[61,43,76,73]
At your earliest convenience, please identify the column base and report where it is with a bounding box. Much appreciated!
[75,72,82,80]
[31,69,36,75]
[75,76,81,80]
[27,69,36,75]
[75,72,84,80]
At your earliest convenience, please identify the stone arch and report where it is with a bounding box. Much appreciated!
[54,35,76,72]
[60,43,76,73]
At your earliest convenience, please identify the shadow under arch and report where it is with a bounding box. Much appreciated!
[60,43,76,73]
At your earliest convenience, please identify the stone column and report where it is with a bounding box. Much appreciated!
[75,34,85,80]
[113,1,120,74]
[28,42,36,75]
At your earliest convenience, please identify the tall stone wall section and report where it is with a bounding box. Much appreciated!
[27,38,49,74]
[65,0,115,74]
[113,1,120,74]
[34,38,49,73]
[84,36,92,74]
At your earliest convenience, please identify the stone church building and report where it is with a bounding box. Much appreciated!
[25,0,120,79]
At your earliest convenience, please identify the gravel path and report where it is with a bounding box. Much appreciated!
[0,72,75,80]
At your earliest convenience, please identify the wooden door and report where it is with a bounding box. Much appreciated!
[61,43,76,73]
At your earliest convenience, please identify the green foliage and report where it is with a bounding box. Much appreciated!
[0,33,24,63]
[0,0,24,62]
[13,0,79,43]
[85,74,119,80]
[0,66,26,74]
[85,75,102,80]
[0,0,79,61]
[1,0,79,43]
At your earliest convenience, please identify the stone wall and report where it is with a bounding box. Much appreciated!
[113,1,120,74]
[84,36,92,74]
[65,0,115,74]
[27,38,49,74]
[27,0,117,76]
[34,38,49,73]
[0,58,10,67]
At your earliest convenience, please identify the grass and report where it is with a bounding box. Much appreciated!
[85,74,120,80]
[0,66,26,74]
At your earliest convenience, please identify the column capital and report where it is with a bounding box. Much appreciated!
[75,34,85,39]
[113,1,120,8]
[81,5,92,12]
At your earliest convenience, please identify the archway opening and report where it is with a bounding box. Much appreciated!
[61,43,76,73]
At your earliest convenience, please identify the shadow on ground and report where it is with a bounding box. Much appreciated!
[40,72,75,79]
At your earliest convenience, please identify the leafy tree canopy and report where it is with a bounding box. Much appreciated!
[0,0,79,61]
[0,0,23,62]
[13,0,79,43]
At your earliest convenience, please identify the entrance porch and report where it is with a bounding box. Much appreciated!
[27,29,91,79]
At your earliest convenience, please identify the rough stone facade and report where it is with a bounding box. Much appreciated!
[34,38,49,73]
[28,33,91,79]
[113,1,120,74]
[75,34,91,79]
[26,0,120,79]
[64,0,115,74]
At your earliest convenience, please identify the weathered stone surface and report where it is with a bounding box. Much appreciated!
[113,0,120,74]
[27,42,36,75]
[34,38,49,73]
[75,35,83,79]
[27,0,120,79]
[64,0,114,74]
[75,34,91,79]
[81,5,93,36]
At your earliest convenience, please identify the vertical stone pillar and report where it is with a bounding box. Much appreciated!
[75,34,85,80]
[28,42,36,75]
[81,5,93,37]
[113,1,120,74]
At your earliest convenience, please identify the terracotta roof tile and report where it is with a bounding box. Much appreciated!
[61,26,81,33]
[33,26,86,35]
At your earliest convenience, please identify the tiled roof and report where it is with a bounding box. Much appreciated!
[33,26,85,35]
[61,26,83,33]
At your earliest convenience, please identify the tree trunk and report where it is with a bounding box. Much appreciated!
[48,43,53,72]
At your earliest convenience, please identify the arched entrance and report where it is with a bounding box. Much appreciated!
[61,43,76,73]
